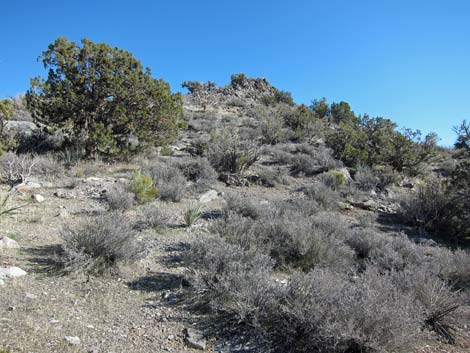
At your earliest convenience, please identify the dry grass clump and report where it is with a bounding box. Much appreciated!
[106,185,134,211]
[60,212,142,274]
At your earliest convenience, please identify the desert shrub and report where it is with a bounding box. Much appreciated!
[106,185,134,211]
[185,235,277,322]
[61,212,142,274]
[318,170,346,191]
[354,165,379,192]
[0,152,39,184]
[265,144,341,176]
[399,180,449,233]
[138,204,166,229]
[375,165,401,190]
[27,37,182,157]
[346,230,424,272]
[272,268,424,353]
[186,239,425,353]
[184,202,203,227]
[174,157,217,192]
[395,268,463,343]
[302,182,340,210]
[259,110,286,145]
[223,193,262,220]
[130,171,158,204]
[432,247,470,290]
[34,154,65,180]
[143,160,187,202]
[213,205,354,272]
[259,210,355,271]
[282,104,322,141]
[205,129,259,175]
[254,166,289,186]
[58,146,85,168]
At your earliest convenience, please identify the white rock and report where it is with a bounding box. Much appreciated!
[14,181,41,192]
[0,266,27,280]
[65,336,81,345]
[184,328,206,350]
[199,190,218,203]
[31,194,45,203]
[0,236,20,249]
[0,279,4,285]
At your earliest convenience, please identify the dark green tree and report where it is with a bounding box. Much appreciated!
[26,37,182,157]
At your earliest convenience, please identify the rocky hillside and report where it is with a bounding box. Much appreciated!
[0,75,469,353]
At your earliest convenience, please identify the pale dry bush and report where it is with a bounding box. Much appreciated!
[61,212,142,274]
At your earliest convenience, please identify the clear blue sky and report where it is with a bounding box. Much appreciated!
[2,0,469,146]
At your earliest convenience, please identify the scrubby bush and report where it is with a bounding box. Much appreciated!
[130,171,158,204]
[143,160,187,202]
[185,237,427,353]
[259,109,286,145]
[205,129,259,175]
[27,37,182,157]
[138,204,166,230]
[106,185,134,211]
[399,180,449,234]
[302,182,340,210]
[319,170,346,191]
[223,193,262,220]
[61,212,142,274]
[34,154,65,180]
[174,157,217,192]
[354,165,379,192]
[0,152,39,184]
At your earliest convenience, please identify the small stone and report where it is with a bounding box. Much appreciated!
[0,279,4,285]
[65,336,81,345]
[0,266,27,280]
[167,334,175,341]
[0,236,20,249]
[199,190,219,203]
[184,328,206,350]
[49,319,60,324]
[31,194,45,203]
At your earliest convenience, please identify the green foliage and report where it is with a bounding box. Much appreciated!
[160,146,173,156]
[130,171,158,204]
[230,73,248,88]
[182,80,204,93]
[261,89,294,106]
[325,108,437,173]
[26,37,182,158]
[325,169,346,190]
[0,99,14,154]
[184,202,203,227]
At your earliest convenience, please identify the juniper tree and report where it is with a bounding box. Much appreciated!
[26,37,182,157]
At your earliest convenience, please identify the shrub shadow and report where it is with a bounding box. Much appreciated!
[23,244,64,275]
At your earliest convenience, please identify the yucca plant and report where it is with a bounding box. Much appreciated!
[184,202,203,227]
[0,193,26,218]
